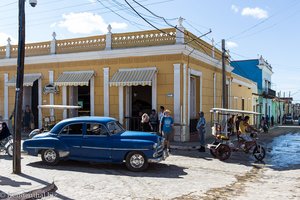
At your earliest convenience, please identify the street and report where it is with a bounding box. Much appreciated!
[1,126,300,200]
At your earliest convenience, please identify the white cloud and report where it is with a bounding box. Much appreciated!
[241,7,268,19]
[0,33,16,46]
[231,5,239,13]
[57,12,128,34]
[226,41,238,49]
[88,0,96,3]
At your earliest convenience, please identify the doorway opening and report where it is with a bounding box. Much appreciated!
[128,85,152,131]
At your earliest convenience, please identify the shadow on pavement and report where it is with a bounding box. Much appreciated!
[0,176,31,187]
[18,173,74,200]
[27,161,188,179]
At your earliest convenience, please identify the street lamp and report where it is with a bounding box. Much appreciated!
[13,0,37,174]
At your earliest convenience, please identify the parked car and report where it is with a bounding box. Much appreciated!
[285,116,293,125]
[23,117,168,171]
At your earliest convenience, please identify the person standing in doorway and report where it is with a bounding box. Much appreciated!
[159,106,165,121]
[160,109,174,152]
[271,115,274,126]
[141,113,152,132]
[22,105,34,133]
[196,111,206,152]
[149,109,159,132]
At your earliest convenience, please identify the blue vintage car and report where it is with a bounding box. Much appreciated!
[23,117,167,171]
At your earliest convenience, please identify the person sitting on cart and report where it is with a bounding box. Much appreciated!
[238,116,257,148]
[0,122,11,142]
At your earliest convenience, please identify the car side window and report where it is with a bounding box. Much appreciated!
[60,123,83,135]
[106,121,124,135]
[86,123,108,136]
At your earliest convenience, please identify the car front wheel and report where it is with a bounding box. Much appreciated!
[41,149,59,165]
[125,151,148,172]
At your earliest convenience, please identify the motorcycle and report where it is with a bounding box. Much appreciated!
[0,135,13,157]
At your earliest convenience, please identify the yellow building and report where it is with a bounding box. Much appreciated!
[0,20,256,142]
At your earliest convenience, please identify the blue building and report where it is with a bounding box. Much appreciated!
[231,56,276,121]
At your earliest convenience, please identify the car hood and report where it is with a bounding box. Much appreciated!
[119,131,158,142]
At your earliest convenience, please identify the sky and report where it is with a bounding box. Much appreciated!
[0,0,299,101]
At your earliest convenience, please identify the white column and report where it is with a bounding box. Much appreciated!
[187,68,191,126]
[49,71,54,116]
[119,86,124,124]
[90,76,95,116]
[200,76,203,112]
[4,73,8,120]
[173,64,181,123]
[38,78,43,128]
[151,72,157,111]
[103,68,110,116]
[62,86,67,119]
[183,64,187,126]
[229,78,232,109]
[213,73,216,108]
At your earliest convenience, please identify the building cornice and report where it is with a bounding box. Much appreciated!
[0,44,233,72]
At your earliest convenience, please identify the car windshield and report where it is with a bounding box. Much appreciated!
[106,121,125,135]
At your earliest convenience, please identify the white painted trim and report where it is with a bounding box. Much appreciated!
[213,73,216,108]
[232,78,253,89]
[229,79,232,109]
[173,64,181,123]
[200,76,203,112]
[190,68,202,77]
[189,68,203,113]
[49,71,54,117]
[103,68,109,116]
[119,86,124,124]
[38,78,43,128]
[90,76,95,116]
[151,72,157,111]
[0,45,233,73]
[187,68,191,126]
[4,73,8,120]
[183,64,187,125]
[118,67,156,72]
[62,86,67,119]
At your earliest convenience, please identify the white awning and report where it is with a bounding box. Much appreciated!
[110,68,156,87]
[6,74,41,87]
[54,71,94,86]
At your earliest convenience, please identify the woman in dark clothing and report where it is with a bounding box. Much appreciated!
[149,109,159,132]
[0,122,11,141]
[141,113,153,132]
[23,105,34,133]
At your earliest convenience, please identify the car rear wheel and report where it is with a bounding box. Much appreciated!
[125,151,148,172]
[41,149,59,165]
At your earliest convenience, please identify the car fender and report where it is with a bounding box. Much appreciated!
[23,137,69,156]
[110,139,155,162]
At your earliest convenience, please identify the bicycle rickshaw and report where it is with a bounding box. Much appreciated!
[29,105,81,138]
[207,108,266,161]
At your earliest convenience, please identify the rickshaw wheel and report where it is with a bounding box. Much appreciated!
[216,144,231,161]
[209,141,219,158]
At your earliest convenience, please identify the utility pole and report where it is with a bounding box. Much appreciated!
[13,0,37,174]
[222,39,227,109]
[13,0,26,174]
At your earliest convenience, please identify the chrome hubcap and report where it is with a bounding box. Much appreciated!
[44,150,57,163]
[130,154,145,168]
[7,145,13,156]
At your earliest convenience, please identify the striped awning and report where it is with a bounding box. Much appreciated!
[54,71,94,86]
[7,74,41,87]
[110,68,156,87]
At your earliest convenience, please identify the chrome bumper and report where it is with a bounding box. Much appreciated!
[148,150,169,163]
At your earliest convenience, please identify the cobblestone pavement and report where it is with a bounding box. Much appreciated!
[0,126,299,200]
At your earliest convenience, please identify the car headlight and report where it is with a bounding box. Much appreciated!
[153,143,158,149]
